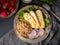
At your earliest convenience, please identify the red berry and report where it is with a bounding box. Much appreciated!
[0,0,5,3]
[11,1,17,6]
[10,0,16,2]
[6,0,10,2]
[1,9,8,17]
[0,11,1,14]
[3,2,9,7]
[0,3,2,8]
[9,6,15,12]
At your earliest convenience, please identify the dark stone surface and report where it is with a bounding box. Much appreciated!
[0,0,60,45]
[0,30,39,45]
[0,30,28,45]
[0,16,14,37]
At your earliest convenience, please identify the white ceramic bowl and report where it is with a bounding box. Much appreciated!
[14,5,52,43]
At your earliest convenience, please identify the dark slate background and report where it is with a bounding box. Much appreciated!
[0,0,60,45]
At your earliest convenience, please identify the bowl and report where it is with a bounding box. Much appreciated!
[0,0,19,19]
[14,5,52,43]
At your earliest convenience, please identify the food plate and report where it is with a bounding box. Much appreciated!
[14,5,52,43]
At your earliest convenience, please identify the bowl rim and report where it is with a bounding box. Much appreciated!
[13,5,52,43]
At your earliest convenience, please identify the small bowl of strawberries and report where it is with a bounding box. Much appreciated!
[0,0,19,18]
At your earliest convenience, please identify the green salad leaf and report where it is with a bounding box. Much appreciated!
[19,11,25,19]
[18,6,36,19]
[26,6,36,12]
[44,18,51,26]
[41,0,55,5]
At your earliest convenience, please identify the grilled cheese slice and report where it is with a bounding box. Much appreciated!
[24,13,39,28]
[29,11,40,28]
[36,10,45,28]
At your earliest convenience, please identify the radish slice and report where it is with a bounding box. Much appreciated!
[28,30,36,39]
[28,29,45,39]
[38,29,44,37]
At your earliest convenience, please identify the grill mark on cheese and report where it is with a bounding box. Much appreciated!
[36,10,45,28]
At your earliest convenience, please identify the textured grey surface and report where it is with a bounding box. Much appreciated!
[0,30,38,45]
[0,0,60,45]
[0,30,27,45]
[0,16,14,37]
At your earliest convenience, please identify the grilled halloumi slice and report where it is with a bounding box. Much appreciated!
[29,11,40,28]
[36,10,45,28]
[24,13,39,28]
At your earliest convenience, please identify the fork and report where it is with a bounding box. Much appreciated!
[42,3,60,21]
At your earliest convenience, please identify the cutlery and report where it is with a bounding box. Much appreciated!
[43,29,57,45]
[43,3,60,21]
[42,21,57,45]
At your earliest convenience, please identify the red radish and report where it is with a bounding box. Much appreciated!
[0,11,1,14]
[0,3,2,8]
[4,2,9,7]
[1,9,8,17]
[9,6,15,12]
[31,30,36,37]
[0,0,5,3]
[3,5,6,9]
[0,0,17,18]
[28,33,35,39]
[28,29,45,39]
[6,0,10,2]
[34,34,39,38]
[11,1,17,6]
[10,0,16,2]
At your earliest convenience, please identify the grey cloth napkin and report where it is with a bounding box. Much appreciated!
[0,30,39,45]
[0,30,28,45]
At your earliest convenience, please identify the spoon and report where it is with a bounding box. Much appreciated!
[43,3,60,21]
